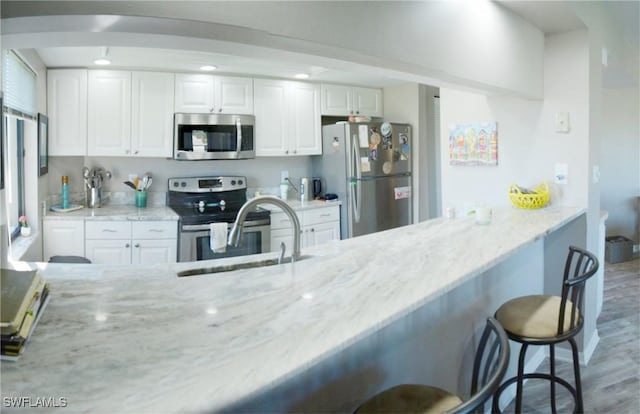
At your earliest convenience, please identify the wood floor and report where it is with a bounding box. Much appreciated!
[501,258,640,413]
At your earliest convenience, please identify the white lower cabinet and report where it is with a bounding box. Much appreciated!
[85,221,177,264]
[43,219,86,261]
[269,205,340,253]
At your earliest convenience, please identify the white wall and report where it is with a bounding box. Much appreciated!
[440,30,591,214]
[2,1,545,97]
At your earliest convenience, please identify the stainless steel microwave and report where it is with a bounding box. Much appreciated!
[174,113,255,160]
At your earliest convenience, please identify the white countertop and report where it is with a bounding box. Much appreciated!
[1,206,584,413]
[44,205,179,221]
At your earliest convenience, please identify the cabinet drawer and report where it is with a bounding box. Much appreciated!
[303,206,340,226]
[85,221,132,239]
[270,212,296,230]
[132,221,177,239]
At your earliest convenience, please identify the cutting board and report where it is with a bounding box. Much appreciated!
[50,204,83,213]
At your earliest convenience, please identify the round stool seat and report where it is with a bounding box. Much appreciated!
[495,295,579,339]
[356,384,463,414]
[48,255,92,264]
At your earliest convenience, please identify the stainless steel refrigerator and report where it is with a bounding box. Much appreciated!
[313,122,412,239]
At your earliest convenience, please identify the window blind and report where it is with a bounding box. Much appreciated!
[2,50,37,115]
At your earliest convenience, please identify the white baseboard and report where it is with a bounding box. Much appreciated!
[555,329,600,366]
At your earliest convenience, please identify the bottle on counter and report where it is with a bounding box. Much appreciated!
[61,175,70,209]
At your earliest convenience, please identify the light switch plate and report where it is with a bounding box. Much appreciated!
[555,112,570,133]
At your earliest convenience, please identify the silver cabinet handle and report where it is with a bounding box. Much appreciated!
[285,150,289,154]
[134,150,139,155]
[218,108,223,113]
[210,107,214,113]
[149,229,164,233]
[125,149,130,154]
[310,228,315,232]
[320,213,331,217]
[102,229,117,233]
[356,111,360,114]
[125,243,130,248]
[134,243,140,248]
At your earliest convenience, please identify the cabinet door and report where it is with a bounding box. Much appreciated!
[215,76,253,114]
[43,220,85,261]
[85,239,131,264]
[289,82,321,155]
[254,79,289,156]
[321,84,352,116]
[47,69,88,156]
[131,72,174,157]
[132,239,177,264]
[88,70,132,156]
[307,221,340,247]
[353,87,383,117]
[174,74,214,113]
[270,228,294,254]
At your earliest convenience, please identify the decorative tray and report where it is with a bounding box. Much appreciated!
[50,204,84,213]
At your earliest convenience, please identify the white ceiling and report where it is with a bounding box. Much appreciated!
[36,46,408,88]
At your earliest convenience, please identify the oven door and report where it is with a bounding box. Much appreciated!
[174,113,255,160]
[178,220,270,262]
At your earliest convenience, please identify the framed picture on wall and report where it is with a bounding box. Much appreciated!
[37,113,48,176]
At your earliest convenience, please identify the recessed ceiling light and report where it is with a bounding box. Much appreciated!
[94,58,111,65]
[200,65,217,71]
[295,73,310,79]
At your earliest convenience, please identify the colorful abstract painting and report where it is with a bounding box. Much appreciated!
[448,122,498,166]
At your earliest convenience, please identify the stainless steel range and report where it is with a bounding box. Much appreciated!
[167,176,270,262]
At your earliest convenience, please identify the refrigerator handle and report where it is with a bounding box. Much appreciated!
[351,134,362,223]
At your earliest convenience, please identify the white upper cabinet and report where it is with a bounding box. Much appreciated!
[175,74,253,114]
[131,71,175,157]
[321,84,383,117]
[214,76,254,114]
[289,81,321,155]
[47,69,88,156]
[88,70,132,156]
[254,79,321,157]
[253,79,288,156]
[353,87,383,117]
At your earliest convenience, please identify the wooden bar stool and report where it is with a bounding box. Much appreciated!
[355,317,510,414]
[493,245,598,413]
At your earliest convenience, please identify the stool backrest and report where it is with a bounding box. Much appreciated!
[449,317,510,414]
[558,245,599,335]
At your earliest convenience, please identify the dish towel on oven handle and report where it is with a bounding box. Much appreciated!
[210,222,228,253]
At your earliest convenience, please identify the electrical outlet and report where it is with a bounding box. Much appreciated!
[280,170,289,183]
[555,112,570,133]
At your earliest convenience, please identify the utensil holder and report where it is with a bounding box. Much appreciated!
[86,187,102,208]
[135,190,147,208]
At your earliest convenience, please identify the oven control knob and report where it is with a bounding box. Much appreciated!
[173,182,179,188]
[231,180,236,186]
[220,200,226,211]
[198,200,205,213]
[181,182,187,187]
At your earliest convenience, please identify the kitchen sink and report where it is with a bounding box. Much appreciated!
[176,255,311,277]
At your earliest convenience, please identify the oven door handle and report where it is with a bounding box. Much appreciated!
[181,219,270,232]
[236,118,242,158]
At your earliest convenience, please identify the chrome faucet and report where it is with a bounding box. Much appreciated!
[228,195,301,262]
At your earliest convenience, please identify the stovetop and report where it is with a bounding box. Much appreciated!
[166,175,270,226]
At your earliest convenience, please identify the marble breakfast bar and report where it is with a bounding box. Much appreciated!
[0,206,586,413]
